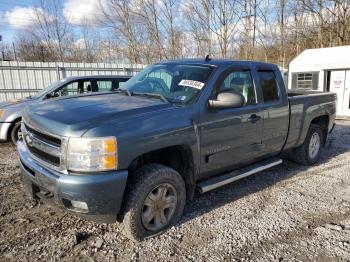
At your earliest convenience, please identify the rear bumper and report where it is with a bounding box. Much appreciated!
[0,122,12,141]
[17,140,128,223]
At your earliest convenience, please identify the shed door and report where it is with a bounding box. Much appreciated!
[329,70,346,115]
[343,71,350,116]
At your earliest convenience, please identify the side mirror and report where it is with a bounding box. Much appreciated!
[208,91,245,109]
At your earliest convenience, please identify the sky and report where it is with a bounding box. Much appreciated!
[0,0,101,44]
[0,0,36,43]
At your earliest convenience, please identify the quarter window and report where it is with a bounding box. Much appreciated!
[218,71,256,106]
[258,71,279,103]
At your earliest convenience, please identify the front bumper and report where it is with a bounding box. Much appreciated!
[0,122,12,141]
[17,140,128,223]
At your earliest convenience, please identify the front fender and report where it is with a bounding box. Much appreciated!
[82,106,200,172]
[0,112,22,141]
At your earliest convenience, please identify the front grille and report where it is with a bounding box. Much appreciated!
[22,123,62,169]
[27,145,60,167]
[24,123,61,147]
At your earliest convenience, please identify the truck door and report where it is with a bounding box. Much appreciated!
[256,69,289,155]
[199,67,264,178]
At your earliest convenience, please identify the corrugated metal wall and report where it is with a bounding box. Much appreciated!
[0,61,145,101]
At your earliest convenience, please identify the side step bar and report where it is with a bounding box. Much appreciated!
[198,157,283,193]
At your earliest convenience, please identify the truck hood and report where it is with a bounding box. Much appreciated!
[23,93,171,137]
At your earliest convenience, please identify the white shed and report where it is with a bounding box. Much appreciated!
[288,45,350,117]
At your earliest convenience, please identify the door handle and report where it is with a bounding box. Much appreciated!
[248,114,261,123]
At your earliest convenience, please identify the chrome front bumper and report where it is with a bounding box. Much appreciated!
[17,139,129,223]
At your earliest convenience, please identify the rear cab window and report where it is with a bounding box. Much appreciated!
[257,71,280,103]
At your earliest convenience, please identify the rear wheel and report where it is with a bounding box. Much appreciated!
[119,164,186,241]
[10,121,22,145]
[293,124,324,165]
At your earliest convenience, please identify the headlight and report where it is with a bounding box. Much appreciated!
[67,137,117,172]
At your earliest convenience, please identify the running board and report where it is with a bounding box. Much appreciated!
[198,157,283,193]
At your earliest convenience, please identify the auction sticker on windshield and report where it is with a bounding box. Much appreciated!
[179,79,205,89]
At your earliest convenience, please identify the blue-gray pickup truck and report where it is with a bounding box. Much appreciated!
[17,59,336,240]
[0,75,130,144]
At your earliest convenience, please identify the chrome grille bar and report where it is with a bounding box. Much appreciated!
[21,122,67,173]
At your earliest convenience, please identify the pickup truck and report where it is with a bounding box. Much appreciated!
[17,59,336,240]
[0,75,130,144]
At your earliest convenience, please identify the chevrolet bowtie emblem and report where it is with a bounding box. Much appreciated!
[25,133,34,147]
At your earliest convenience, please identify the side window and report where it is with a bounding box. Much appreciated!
[257,71,279,103]
[53,80,94,97]
[58,81,79,96]
[96,80,113,92]
[83,81,93,93]
[218,71,256,106]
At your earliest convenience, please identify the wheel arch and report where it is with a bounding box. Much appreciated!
[294,114,330,149]
[309,115,329,146]
[126,144,196,198]
[7,117,22,141]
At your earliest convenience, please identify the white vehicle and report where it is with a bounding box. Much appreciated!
[0,75,130,144]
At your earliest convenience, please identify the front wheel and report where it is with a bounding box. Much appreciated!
[11,122,22,145]
[119,164,186,241]
[293,124,324,165]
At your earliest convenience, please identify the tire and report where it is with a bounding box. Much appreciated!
[119,164,186,241]
[292,124,324,165]
[10,121,21,145]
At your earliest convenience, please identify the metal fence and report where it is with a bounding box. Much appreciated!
[0,61,145,101]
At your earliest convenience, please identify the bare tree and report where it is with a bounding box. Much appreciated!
[100,0,143,63]
[160,0,181,59]
[10,0,350,66]
[27,0,73,61]
[15,37,54,62]
[182,0,244,58]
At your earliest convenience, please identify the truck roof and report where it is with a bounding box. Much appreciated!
[159,58,278,70]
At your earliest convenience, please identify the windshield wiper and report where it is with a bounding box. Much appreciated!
[113,89,131,96]
[132,92,169,103]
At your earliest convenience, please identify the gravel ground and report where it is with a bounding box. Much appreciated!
[1,121,350,261]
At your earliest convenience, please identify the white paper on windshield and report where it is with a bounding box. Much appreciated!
[178,79,205,90]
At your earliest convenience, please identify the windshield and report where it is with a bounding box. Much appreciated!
[32,79,65,99]
[120,64,214,104]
